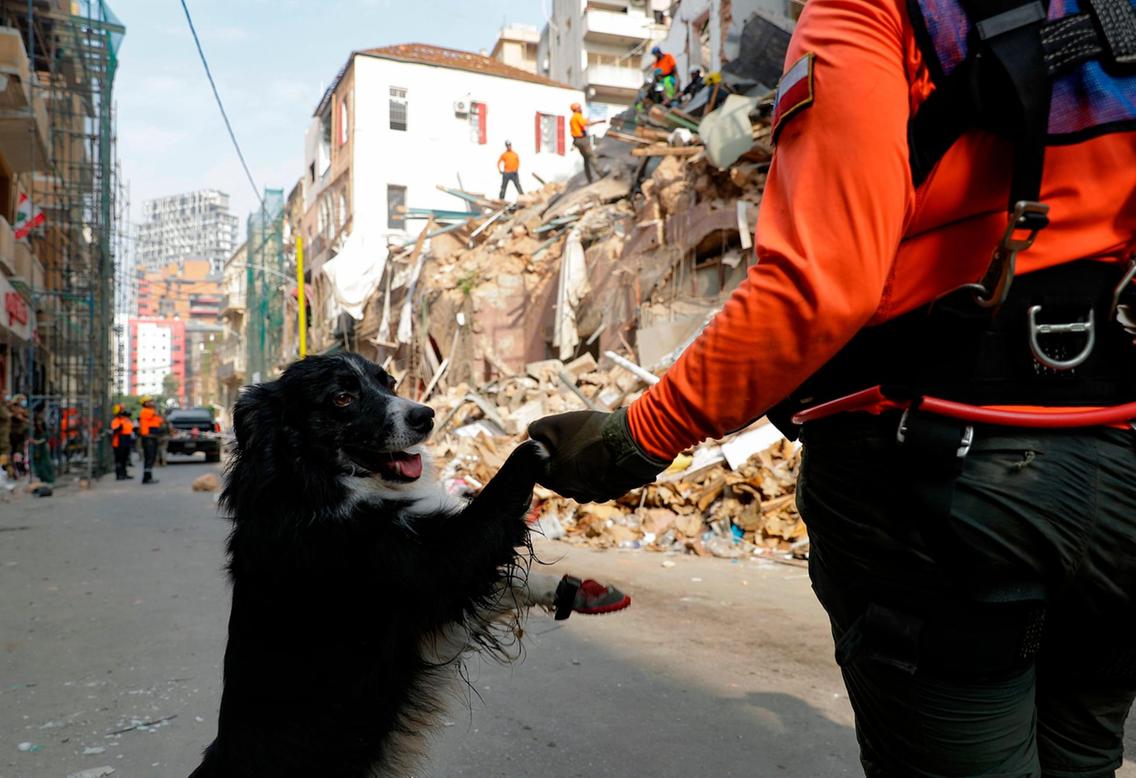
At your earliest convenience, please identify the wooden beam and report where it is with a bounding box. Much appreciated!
[630,145,704,157]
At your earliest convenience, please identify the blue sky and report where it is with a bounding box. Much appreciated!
[113,0,548,228]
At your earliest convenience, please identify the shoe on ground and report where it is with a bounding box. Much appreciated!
[554,575,631,620]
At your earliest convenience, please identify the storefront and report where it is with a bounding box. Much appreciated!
[0,272,34,397]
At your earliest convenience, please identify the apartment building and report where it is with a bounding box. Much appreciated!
[128,317,186,402]
[489,24,540,75]
[136,189,240,274]
[539,0,671,119]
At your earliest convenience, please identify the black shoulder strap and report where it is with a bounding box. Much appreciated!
[908,0,1136,207]
[908,0,1051,211]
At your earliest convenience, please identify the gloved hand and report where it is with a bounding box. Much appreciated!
[528,408,670,503]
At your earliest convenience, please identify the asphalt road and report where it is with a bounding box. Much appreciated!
[0,459,1133,778]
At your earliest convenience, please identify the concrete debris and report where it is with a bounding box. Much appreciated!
[67,769,115,778]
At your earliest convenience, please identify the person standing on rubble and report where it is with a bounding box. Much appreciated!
[530,0,1136,772]
[138,397,162,485]
[569,103,602,184]
[650,46,678,103]
[497,140,523,199]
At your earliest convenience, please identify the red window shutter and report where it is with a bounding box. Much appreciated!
[556,116,566,155]
[534,112,541,153]
[478,103,487,145]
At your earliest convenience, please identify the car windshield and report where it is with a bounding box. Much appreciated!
[168,410,213,422]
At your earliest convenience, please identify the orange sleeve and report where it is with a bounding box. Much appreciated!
[627,0,917,460]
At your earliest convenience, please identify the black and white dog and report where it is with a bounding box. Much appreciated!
[190,353,605,778]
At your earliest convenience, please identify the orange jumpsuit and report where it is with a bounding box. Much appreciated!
[628,0,1136,461]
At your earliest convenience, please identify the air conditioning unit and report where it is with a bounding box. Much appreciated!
[453,98,470,115]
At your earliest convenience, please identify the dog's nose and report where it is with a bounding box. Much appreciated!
[407,405,435,433]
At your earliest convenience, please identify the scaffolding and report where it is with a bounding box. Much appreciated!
[245,189,285,384]
[0,0,124,479]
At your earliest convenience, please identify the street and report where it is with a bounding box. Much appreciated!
[1,461,1133,778]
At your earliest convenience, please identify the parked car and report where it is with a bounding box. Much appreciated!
[166,408,222,463]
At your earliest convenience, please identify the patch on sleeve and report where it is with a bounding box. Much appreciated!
[771,53,815,143]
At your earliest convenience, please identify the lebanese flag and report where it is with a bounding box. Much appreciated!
[14,192,44,240]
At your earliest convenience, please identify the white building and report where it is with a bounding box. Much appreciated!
[301,43,584,272]
[133,320,173,397]
[539,0,671,119]
[136,190,241,274]
[489,24,540,74]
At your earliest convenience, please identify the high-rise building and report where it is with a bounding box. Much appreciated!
[136,189,240,274]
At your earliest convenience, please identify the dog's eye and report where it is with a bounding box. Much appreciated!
[333,392,355,407]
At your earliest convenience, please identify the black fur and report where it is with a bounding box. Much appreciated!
[190,354,543,778]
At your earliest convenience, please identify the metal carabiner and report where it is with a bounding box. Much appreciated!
[973,201,1051,309]
[1028,305,1096,371]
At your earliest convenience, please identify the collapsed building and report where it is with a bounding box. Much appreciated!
[302,13,802,561]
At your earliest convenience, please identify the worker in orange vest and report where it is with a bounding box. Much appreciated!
[138,397,162,485]
[569,103,604,184]
[532,0,1136,771]
[110,405,135,481]
[650,46,677,102]
[497,140,523,199]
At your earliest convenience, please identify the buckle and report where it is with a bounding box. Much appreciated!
[1028,305,1096,371]
[973,201,1050,309]
[897,407,974,459]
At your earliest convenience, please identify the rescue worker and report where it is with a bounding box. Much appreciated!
[138,397,162,485]
[497,140,523,199]
[569,103,601,184]
[531,0,1136,772]
[650,46,677,102]
[677,68,704,104]
[110,405,134,481]
[8,394,28,477]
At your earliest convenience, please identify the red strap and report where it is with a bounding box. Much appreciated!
[792,385,1136,428]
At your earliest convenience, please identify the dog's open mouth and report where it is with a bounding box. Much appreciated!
[374,451,423,482]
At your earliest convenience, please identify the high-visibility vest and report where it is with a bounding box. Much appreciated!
[139,407,162,436]
[111,416,134,447]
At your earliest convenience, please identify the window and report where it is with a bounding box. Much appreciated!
[389,87,407,131]
[387,185,406,230]
[535,112,564,155]
[338,96,349,146]
[469,102,487,144]
[318,111,331,177]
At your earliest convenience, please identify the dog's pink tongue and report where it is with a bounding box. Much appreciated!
[391,453,423,480]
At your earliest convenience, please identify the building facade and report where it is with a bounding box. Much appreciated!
[300,42,584,354]
[539,0,671,118]
[217,240,247,414]
[136,190,240,274]
[489,24,540,74]
[128,317,185,402]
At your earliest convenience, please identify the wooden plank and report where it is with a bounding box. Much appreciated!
[630,145,704,157]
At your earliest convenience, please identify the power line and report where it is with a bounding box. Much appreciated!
[178,0,264,208]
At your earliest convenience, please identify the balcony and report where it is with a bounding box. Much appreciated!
[0,27,32,111]
[583,8,655,45]
[10,240,43,291]
[221,292,246,317]
[0,90,48,172]
[0,216,13,276]
[584,64,645,93]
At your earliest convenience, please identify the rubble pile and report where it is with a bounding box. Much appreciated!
[367,92,799,562]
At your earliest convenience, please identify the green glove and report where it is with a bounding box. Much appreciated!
[528,408,670,503]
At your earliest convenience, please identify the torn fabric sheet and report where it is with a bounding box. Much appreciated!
[321,230,388,321]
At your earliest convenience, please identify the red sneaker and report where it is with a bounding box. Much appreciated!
[554,575,632,620]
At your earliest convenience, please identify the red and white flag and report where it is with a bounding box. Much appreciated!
[771,53,815,142]
[14,192,44,241]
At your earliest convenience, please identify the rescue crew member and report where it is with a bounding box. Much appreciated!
[497,140,523,199]
[650,46,677,102]
[110,405,134,481]
[569,103,600,184]
[138,397,162,485]
[677,68,704,104]
[531,0,1136,772]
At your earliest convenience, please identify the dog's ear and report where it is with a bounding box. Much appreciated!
[232,381,283,453]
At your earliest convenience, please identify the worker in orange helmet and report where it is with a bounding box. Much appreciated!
[497,140,523,199]
[650,46,677,102]
[532,0,1136,772]
[569,102,604,184]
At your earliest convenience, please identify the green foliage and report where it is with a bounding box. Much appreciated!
[457,270,481,296]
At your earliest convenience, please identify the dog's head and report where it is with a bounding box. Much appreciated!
[226,354,437,517]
